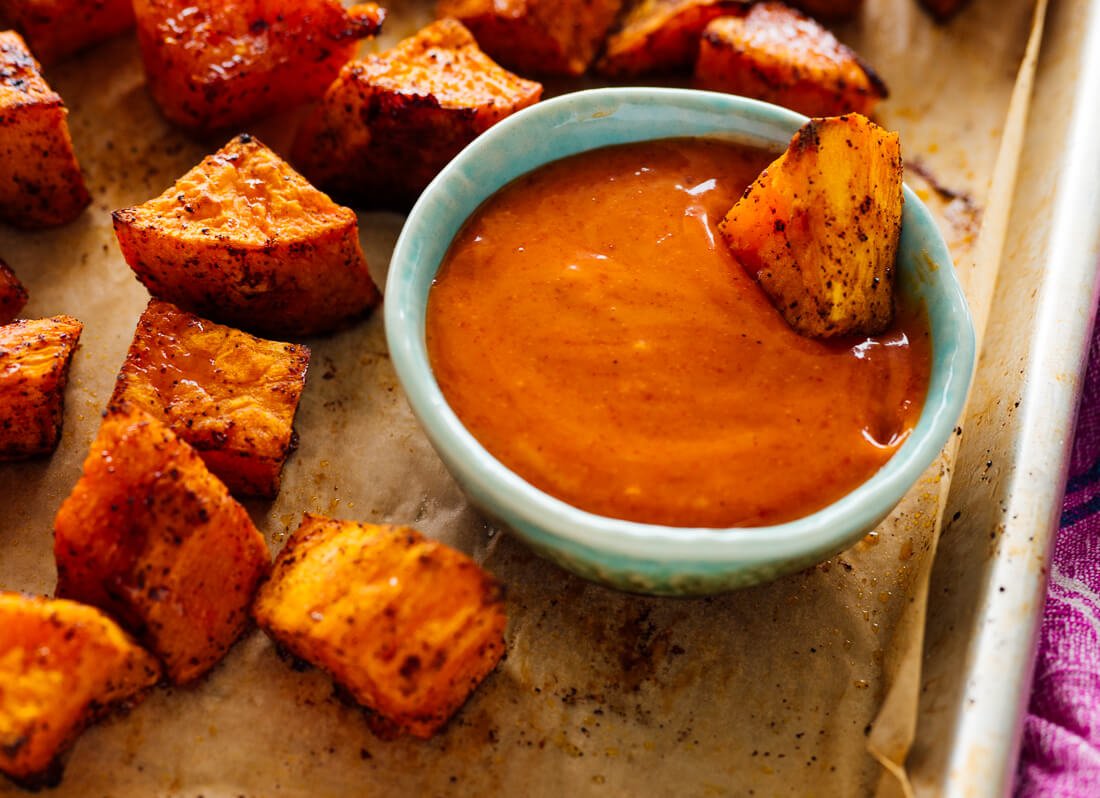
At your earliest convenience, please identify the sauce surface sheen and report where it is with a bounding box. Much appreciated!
[426,139,931,527]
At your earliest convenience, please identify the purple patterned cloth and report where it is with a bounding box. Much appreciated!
[1016,328,1100,795]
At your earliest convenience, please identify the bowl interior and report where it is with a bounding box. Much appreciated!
[385,88,975,580]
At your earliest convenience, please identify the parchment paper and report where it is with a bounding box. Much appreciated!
[0,0,1043,794]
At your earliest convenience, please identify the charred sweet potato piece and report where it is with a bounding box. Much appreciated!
[596,0,746,77]
[436,0,621,76]
[292,20,542,209]
[0,0,134,65]
[113,134,377,337]
[0,593,160,788]
[109,300,310,498]
[0,259,26,323]
[54,408,271,684]
[694,3,887,117]
[254,515,507,739]
[132,0,384,132]
[0,31,90,228]
[0,315,82,460]
[720,114,903,338]
[787,0,860,20]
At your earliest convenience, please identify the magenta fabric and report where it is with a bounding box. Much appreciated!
[1016,328,1100,795]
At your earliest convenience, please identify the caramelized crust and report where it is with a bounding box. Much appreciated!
[0,315,82,460]
[0,259,27,324]
[694,3,887,118]
[720,114,903,338]
[0,0,134,64]
[0,31,90,228]
[54,408,271,685]
[113,134,378,337]
[597,0,747,77]
[110,300,310,498]
[292,20,542,209]
[0,593,160,788]
[436,0,622,76]
[254,515,507,739]
[132,0,384,131]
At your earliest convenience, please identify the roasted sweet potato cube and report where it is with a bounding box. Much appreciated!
[787,0,860,20]
[54,408,271,684]
[109,300,310,498]
[596,0,746,77]
[0,31,90,228]
[0,593,160,788]
[0,315,82,460]
[132,0,384,131]
[292,20,542,209]
[0,259,27,323]
[437,0,622,76]
[694,3,887,118]
[720,114,903,338]
[0,0,134,65]
[113,134,377,337]
[253,515,507,739]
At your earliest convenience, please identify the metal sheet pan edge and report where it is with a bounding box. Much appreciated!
[910,0,1100,793]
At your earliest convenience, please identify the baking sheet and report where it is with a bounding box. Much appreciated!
[910,0,1100,792]
[0,0,1045,794]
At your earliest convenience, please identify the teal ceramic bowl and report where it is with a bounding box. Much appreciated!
[385,87,976,596]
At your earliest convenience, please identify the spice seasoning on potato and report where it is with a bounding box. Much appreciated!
[720,113,903,338]
[438,0,622,76]
[292,19,542,210]
[0,315,82,460]
[109,300,310,498]
[132,0,384,132]
[0,593,161,789]
[0,260,27,324]
[54,408,271,685]
[596,0,747,77]
[0,31,90,228]
[253,515,507,739]
[113,134,378,337]
[694,2,887,118]
[437,0,624,77]
[0,0,134,65]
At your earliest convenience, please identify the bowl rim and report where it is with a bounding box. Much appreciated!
[385,86,976,566]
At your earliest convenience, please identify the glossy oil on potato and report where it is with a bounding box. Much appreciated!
[0,314,83,460]
[427,139,931,528]
[0,594,160,788]
[132,0,383,131]
[437,0,623,76]
[110,299,310,498]
[596,0,746,77]
[254,515,506,739]
[0,0,134,65]
[694,3,887,118]
[0,31,90,228]
[114,134,378,337]
[54,409,271,684]
[292,20,542,209]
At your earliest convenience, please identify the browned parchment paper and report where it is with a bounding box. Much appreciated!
[0,0,1043,794]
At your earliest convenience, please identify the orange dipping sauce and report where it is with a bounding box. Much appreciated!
[426,139,931,527]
